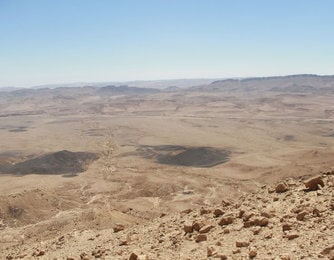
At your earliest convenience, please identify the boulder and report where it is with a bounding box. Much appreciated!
[199,225,214,234]
[218,216,234,226]
[129,253,138,260]
[249,247,257,258]
[275,182,288,193]
[236,241,250,247]
[296,211,307,221]
[304,176,325,191]
[195,234,207,242]
[184,222,193,233]
[213,209,224,217]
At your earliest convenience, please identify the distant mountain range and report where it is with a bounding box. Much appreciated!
[1,75,334,95]
[0,78,220,90]
[191,74,334,93]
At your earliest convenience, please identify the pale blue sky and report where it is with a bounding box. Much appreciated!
[0,0,333,87]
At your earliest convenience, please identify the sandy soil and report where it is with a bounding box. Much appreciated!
[0,82,333,259]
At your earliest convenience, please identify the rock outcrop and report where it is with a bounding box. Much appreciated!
[1,173,333,259]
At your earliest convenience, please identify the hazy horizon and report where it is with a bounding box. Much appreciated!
[1,0,334,87]
[2,73,334,89]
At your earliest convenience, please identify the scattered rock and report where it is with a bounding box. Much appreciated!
[321,245,334,256]
[260,211,272,218]
[275,182,288,193]
[285,233,299,240]
[181,209,192,214]
[304,176,325,191]
[218,216,234,226]
[207,246,217,257]
[114,224,125,233]
[119,240,128,246]
[221,199,231,206]
[242,212,254,221]
[1,171,333,260]
[252,227,261,235]
[199,224,214,234]
[238,209,245,218]
[312,208,321,217]
[91,248,106,258]
[192,221,202,232]
[282,223,292,231]
[195,234,207,242]
[129,253,138,260]
[223,228,230,234]
[213,208,224,217]
[296,211,307,221]
[249,247,257,258]
[80,252,90,260]
[32,250,45,257]
[236,241,250,247]
[255,217,269,227]
[200,208,211,215]
[232,249,241,254]
[184,222,193,233]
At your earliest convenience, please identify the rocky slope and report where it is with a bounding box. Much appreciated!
[1,172,333,260]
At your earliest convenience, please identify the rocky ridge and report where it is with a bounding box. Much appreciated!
[2,172,334,260]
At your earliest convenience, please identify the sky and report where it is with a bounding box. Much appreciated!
[0,0,334,87]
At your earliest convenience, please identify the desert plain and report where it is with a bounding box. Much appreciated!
[0,75,333,259]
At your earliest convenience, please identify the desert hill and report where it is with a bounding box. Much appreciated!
[0,74,334,259]
[194,74,334,93]
[0,150,97,175]
[1,173,333,259]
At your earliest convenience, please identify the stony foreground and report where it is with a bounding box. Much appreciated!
[2,172,334,260]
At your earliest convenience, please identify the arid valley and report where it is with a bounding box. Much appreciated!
[0,75,333,259]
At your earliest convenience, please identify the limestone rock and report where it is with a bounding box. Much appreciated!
[199,225,214,234]
[238,209,245,218]
[304,176,325,191]
[236,241,250,247]
[242,212,254,221]
[32,250,45,257]
[184,222,193,233]
[296,211,307,221]
[200,208,211,215]
[113,224,125,233]
[181,209,193,214]
[207,246,217,257]
[129,252,138,260]
[218,216,234,226]
[249,247,257,258]
[282,223,292,231]
[321,245,334,257]
[255,217,269,227]
[213,208,224,217]
[285,233,299,240]
[195,234,207,242]
[275,182,288,193]
[192,221,201,231]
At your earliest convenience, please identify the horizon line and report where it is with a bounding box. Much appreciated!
[1,73,334,89]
